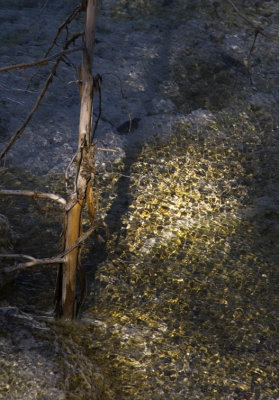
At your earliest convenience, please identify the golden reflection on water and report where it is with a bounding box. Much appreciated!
[1,110,278,399]
[54,110,279,399]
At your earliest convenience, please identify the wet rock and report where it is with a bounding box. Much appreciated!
[0,307,65,400]
[1,0,278,176]
[253,196,279,213]
[151,97,176,114]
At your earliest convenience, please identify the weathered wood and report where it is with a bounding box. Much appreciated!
[0,190,66,206]
[57,0,97,319]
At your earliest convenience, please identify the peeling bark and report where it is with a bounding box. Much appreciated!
[55,0,98,319]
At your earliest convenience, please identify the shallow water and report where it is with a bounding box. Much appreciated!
[1,0,279,399]
[1,109,279,399]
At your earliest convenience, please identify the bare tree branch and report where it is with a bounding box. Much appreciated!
[0,46,82,73]
[225,0,273,39]
[0,224,96,273]
[247,29,259,85]
[26,23,83,89]
[96,147,117,152]
[92,74,102,141]
[44,4,82,58]
[40,0,50,13]
[0,189,67,206]
[0,31,84,161]
[59,225,96,257]
[0,58,61,160]
[0,255,66,273]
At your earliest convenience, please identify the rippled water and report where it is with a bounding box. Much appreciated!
[1,109,279,399]
[1,0,279,399]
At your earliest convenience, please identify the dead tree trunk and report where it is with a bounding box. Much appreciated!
[55,0,97,319]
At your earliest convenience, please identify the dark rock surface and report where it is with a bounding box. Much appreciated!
[0,0,277,175]
[1,1,279,399]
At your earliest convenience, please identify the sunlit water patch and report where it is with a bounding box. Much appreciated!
[75,110,278,399]
[1,110,279,399]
